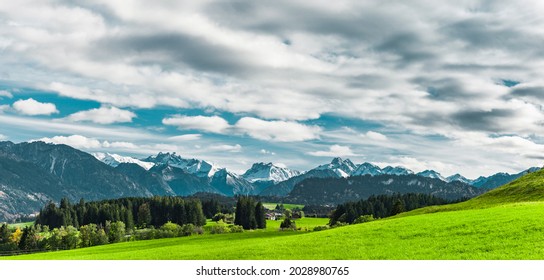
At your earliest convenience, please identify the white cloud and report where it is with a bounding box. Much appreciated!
[0,105,10,113]
[307,144,357,157]
[162,115,230,134]
[0,90,12,98]
[208,144,242,153]
[260,149,276,155]
[12,98,58,116]
[36,135,103,149]
[168,134,202,141]
[102,141,138,149]
[66,106,136,124]
[234,117,322,142]
[364,131,388,141]
[35,134,140,150]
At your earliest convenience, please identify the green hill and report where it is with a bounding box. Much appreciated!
[3,169,544,260]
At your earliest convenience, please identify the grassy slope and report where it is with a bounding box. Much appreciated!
[4,203,544,260]
[4,169,544,260]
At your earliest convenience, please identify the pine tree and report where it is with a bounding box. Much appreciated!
[255,201,266,229]
[137,203,152,228]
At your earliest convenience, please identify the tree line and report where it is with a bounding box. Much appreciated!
[329,193,451,225]
[35,196,207,230]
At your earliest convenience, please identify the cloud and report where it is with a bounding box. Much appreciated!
[36,135,103,149]
[234,117,322,142]
[35,134,139,150]
[307,144,357,157]
[260,149,275,155]
[162,115,230,134]
[0,90,12,98]
[12,98,59,116]
[1,1,544,177]
[168,134,202,141]
[66,106,136,124]
[162,115,322,142]
[364,131,388,141]
[208,144,242,153]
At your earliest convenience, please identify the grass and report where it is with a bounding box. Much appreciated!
[4,203,544,260]
[262,203,304,210]
[7,222,33,229]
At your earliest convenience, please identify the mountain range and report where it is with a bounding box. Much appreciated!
[0,141,540,221]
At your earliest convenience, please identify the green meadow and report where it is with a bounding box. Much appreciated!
[4,169,544,260]
[262,203,304,210]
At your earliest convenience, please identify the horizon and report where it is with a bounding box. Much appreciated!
[1,1,544,178]
[2,139,538,179]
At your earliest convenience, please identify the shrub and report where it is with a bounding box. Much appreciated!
[194,227,204,235]
[228,225,244,233]
[353,214,375,224]
[280,218,297,231]
[313,225,329,232]
[210,225,227,234]
[181,224,195,236]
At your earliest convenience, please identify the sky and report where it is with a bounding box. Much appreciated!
[0,0,543,178]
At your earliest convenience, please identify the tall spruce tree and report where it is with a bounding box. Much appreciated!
[255,201,266,229]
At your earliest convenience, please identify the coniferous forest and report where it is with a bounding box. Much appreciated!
[329,193,453,225]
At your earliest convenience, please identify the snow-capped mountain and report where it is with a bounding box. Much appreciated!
[314,157,357,177]
[242,162,301,183]
[417,170,446,181]
[141,152,219,178]
[211,168,256,196]
[382,166,414,176]
[350,162,383,176]
[446,174,473,184]
[93,152,154,170]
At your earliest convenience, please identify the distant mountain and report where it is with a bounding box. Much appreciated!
[286,174,486,205]
[351,162,383,176]
[417,170,446,181]
[0,156,66,221]
[0,141,153,221]
[471,167,541,189]
[314,157,357,177]
[149,164,220,196]
[93,152,154,170]
[142,152,219,178]
[242,162,300,184]
[211,168,257,196]
[446,174,473,185]
[114,163,174,196]
[260,169,339,196]
[382,166,414,176]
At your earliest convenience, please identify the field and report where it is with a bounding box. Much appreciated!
[3,170,544,260]
[262,202,304,210]
[7,222,33,229]
[4,202,544,260]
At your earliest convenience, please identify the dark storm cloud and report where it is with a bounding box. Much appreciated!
[510,86,544,100]
[411,77,477,102]
[441,17,541,56]
[346,74,393,90]
[375,32,436,67]
[92,33,256,76]
[451,109,517,132]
